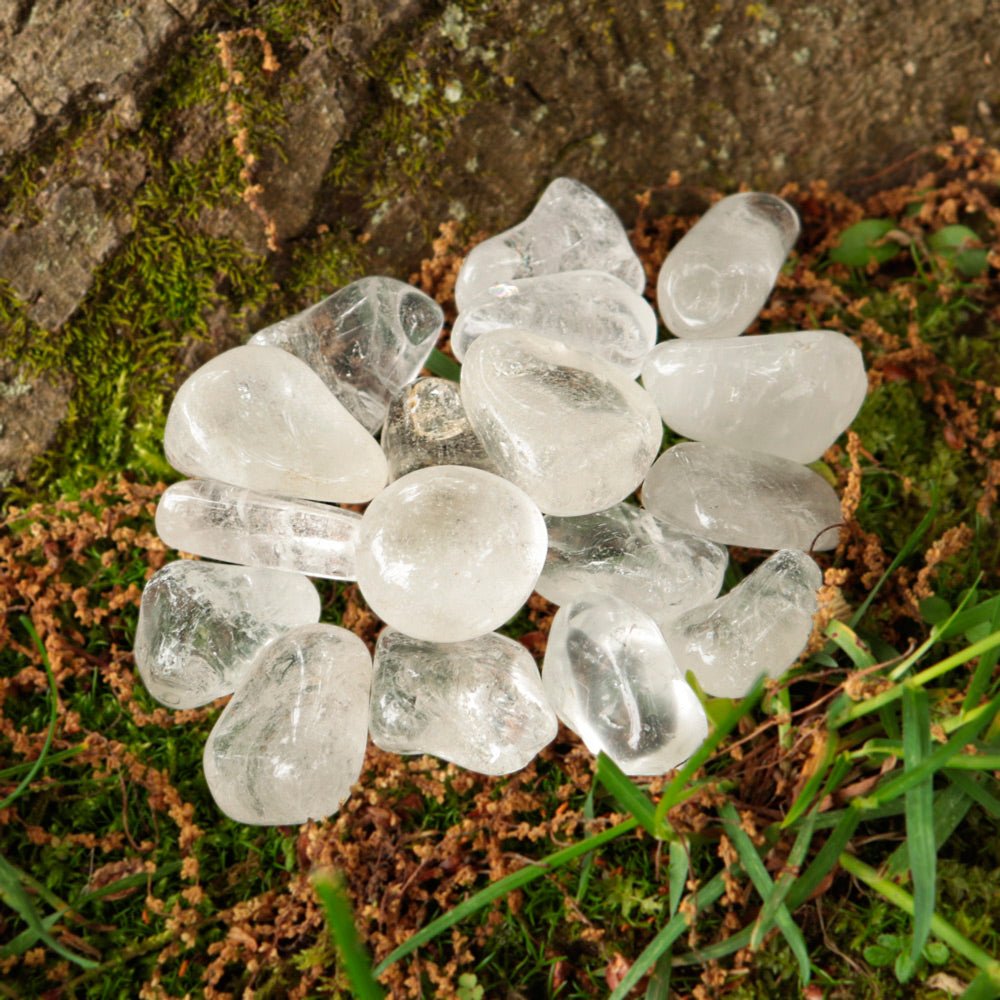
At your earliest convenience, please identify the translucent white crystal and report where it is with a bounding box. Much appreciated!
[657,193,800,339]
[460,329,662,516]
[452,270,657,377]
[250,277,443,432]
[155,479,361,580]
[542,593,708,775]
[665,550,822,697]
[536,502,728,628]
[641,331,867,463]
[642,443,842,551]
[369,628,558,775]
[135,561,320,709]
[381,377,496,482]
[164,344,387,503]
[355,465,547,642]
[203,624,372,825]
[454,178,645,312]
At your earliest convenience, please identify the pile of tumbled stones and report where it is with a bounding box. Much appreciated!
[136,179,867,826]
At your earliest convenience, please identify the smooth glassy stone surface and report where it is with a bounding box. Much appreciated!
[642,443,842,551]
[156,479,361,580]
[203,624,372,826]
[666,550,822,697]
[452,271,657,377]
[461,329,662,516]
[641,331,867,463]
[642,441,842,551]
[369,629,558,775]
[537,503,728,628]
[542,593,708,775]
[381,377,496,482]
[164,345,387,503]
[135,561,320,709]
[657,193,800,339]
[454,178,645,311]
[356,465,547,642]
[250,277,443,432]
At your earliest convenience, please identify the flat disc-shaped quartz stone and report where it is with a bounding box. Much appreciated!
[542,593,708,775]
[369,629,558,775]
[461,329,662,516]
[451,271,657,377]
[642,443,842,551]
[537,502,728,628]
[657,193,800,339]
[355,465,547,642]
[665,550,822,697]
[203,624,372,826]
[164,345,387,503]
[641,331,867,463]
[454,178,645,311]
[381,378,496,482]
[250,277,443,432]
[156,479,361,580]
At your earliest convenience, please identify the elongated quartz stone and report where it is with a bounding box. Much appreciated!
[155,479,361,580]
[135,561,321,709]
[451,270,657,377]
[203,624,372,825]
[250,277,443,432]
[542,593,707,775]
[657,192,800,339]
[642,443,842,551]
[641,331,867,463]
[369,629,558,775]
[454,178,645,311]
[665,550,822,697]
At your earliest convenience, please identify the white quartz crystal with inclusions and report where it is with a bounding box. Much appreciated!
[537,502,728,627]
[250,277,443,433]
[155,479,362,580]
[642,442,842,551]
[461,329,662,516]
[657,193,800,340]
[641,330,868,463]
[454,178,645,311]
[452,271,657,377]
[543,593,708,775]
[369,629,558,775]
[381,377,496,482]
[666,550,822,698]
[356,465,547,642]
[164,345,387,503]
[135,561,321,709]
[203,624,372,826]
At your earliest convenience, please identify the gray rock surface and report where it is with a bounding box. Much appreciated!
[0,361,72,487]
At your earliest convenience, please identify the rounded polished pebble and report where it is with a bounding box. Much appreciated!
[461,329,662,516]
[135,561,321,709]
[203,624,372,825]
[164,344,387,503]
[641,330,867,463]
[369,628,558,775]
[355,465,548,642]
[542,593,708,775]
[642,442,843,551]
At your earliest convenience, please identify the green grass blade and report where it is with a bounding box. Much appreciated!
[887,783,971,877]
[596,752,659,837]
[963,597,1000,711]
[959,968,1000,1000]
[945,770,1000,820]
[786,806,862,907]
[668,840,688,918]
[424,347,460,381]
[574,780,598,903]
[826,621,877,668]
[752,811,818,949]
[782,732,838,828]
[643,953,672,1000]
[313,871,385,1000]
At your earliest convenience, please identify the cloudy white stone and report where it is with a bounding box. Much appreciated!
[155,479,362,580]
[355,465,547,642]
[164,345,387,503]
[461,329,662,516]
[542,593,708,775]
[369,628,558,775]
[203,624,372,826]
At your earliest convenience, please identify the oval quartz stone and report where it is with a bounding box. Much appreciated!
[461,329,662,516]
[355,465,547,642]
